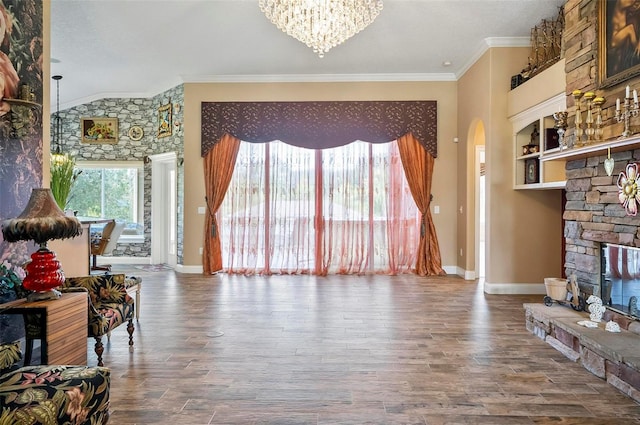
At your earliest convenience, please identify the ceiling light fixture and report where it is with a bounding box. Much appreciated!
[258,0,383,58]
[51,75,63,158]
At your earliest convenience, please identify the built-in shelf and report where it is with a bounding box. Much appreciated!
[541,135,640,162]
[514,180,567,190]
[510,93,567,189]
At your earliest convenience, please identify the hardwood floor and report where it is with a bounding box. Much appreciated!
[97,270,640,424]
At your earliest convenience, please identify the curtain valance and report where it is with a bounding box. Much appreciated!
[201,101,437,157]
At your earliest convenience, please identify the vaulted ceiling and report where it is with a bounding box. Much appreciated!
[50,0,565,108]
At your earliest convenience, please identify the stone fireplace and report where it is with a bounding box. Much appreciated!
[563,147,640,315]
[524,0,640,402]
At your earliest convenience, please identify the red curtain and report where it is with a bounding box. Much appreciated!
[203,134,241,274]
[397,133,446,276]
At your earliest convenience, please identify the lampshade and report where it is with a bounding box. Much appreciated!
[259,0,383,57]
[2,188,82,298]
[2,188,82,244]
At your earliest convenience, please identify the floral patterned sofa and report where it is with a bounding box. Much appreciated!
[0,341,111,425]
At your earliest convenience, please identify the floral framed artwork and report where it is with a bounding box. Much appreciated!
[598,0,640,87]
[81,117,118,144]
[157,103,172,138]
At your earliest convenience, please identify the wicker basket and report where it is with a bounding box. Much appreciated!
[544,277,568,300]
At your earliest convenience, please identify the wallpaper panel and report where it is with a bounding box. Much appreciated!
[0,0,43,267]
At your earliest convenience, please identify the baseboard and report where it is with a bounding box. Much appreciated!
[174,264,203,274]
[443,265,459,276]
[98,261,476,277]
[453,266,476,280]
[484,281,546,295]
[96,256,151,265]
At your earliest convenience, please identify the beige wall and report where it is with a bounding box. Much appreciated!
[182,81,458,270]
[457,51,491,278]
[458,47,563,289]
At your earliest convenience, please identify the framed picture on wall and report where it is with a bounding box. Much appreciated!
[81,117,118,144]
[157,103,172,138]
[525,158,539,184]
[598,0,640,87]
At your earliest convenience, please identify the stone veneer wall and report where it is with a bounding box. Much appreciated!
[563,151,640,296]
[55,85,185,262]
[561,0,640,295]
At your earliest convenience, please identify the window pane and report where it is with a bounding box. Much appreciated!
[103,168,136,221]
[68,165,142,235]
[68,169,103,217]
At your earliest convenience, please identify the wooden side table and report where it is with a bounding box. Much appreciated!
[2,292,88,365]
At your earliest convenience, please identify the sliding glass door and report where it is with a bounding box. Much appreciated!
[218,140,418,275]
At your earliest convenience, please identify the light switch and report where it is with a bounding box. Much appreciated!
[434,205,440,214]
[198,206,206,214]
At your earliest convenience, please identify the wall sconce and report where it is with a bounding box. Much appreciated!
[4,98,41,139]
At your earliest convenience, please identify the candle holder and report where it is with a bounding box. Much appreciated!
[572,90,606,146]
[553,110,568,150]
[593,96,606,141]
[573,90,584,145]
[583,91,596,143]
[615,86,639,138]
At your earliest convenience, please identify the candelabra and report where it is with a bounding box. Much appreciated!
[553,111,568,150]
[573,90,606,146]
[615,85,639,138]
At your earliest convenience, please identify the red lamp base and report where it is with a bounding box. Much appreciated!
[22,247,65,294]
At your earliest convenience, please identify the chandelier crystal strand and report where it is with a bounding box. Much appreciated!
[259,0,383,57]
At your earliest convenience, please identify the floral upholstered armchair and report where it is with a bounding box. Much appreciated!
[63,274,135,367]
[23,274,135,367]
[0,341,111,425]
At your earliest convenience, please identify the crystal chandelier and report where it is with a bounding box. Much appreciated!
[259,0,383,58]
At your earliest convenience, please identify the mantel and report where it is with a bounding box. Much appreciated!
[541,135,640,162]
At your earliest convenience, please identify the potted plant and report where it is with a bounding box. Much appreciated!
[50,153,81,211]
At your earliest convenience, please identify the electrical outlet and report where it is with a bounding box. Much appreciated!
[198,207,206,214]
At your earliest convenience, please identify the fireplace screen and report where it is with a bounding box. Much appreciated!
[601,243,640,319]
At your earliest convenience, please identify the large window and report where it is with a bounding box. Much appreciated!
[218,140,419,275]
[68,161,144,242]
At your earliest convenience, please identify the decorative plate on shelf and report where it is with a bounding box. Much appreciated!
[128,125,144,141]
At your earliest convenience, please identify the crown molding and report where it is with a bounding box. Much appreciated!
[180,72,457,84]
[456,36,530,80]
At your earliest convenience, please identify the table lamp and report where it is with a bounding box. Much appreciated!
[1,188,82,301]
